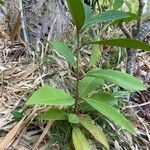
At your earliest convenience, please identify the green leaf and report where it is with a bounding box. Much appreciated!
[90,92,118,106]
[11,111,24,121]
[85,98,135,134]
[112,13,139,25]
[83,3,93,25]
[80,116,109,150]
[50,41,76,67]
[120,12,139,23]
[80,92,118,111]
[86,69,146,91]
[67,113,80,124]
[80,102,95,112]
[84,10,129,28]
[38,109,67,121]
[72,127,91,150]
[113,0,124,10]
[26,85,75,106]
[87,39,150,51]
[67,0,85,31]
[79,76,103,97]
[89,45,101,67]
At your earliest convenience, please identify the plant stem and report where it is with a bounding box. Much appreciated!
[74,31,80,114]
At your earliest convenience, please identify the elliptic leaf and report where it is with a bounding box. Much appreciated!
[68,113,80,124]
[89,45,101,67]
[50,41,76,67]
[72,127,91,150]
[90,92,118,106]
[87,39,150,51]
[67,0,85,31]
[79,76,103,97]
[38,109,67,121]
[84,10,129,28]
[112,13,139,24]
[85,98,135,134]
[80,116,109,150]
[121,12,139,23]
[86,69,146,91]
[26,85,75,106]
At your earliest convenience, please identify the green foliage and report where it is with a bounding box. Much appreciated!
[83,3,93,25]
[26,85,75,106]
[87,39,150,50]
[113,0,124,10]
[50,41,76,67]
[86,69,146,91]
[67,0,85,31]
[49,121,72,149]
[79,102,95,112]
[112,12,139,24]
[84,98,135,134]
[11,111,24,121]
[89,92,118,106]
[121,12,139,23]
[79,76,103,97]
[80,116,109,150]
[89,45,101,67]
[25,0,149,149]
[84,10,130,28]
[39,109,67,121]
[72,127,91,150]
[67,114,80,124]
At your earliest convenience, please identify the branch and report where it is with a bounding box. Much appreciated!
[119,22,132,39]
[136,0,145,34]
[119,22,134,75]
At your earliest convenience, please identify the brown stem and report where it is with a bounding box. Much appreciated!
[119,22,132,39]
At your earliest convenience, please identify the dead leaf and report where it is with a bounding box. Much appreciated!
[33,121,53,150]
[16,145,29,150]
[0,116,26,150]
[15,63,37,82]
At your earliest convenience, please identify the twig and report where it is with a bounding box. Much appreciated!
[124,101,150,108]
[33,121,53,150]
[119,22,134,74]
[126,48,135,75]
[119,0,145,74]
[136,0,145,35]
[133,111,150,142]
[19,0,30,55]
[119,22,132,39]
